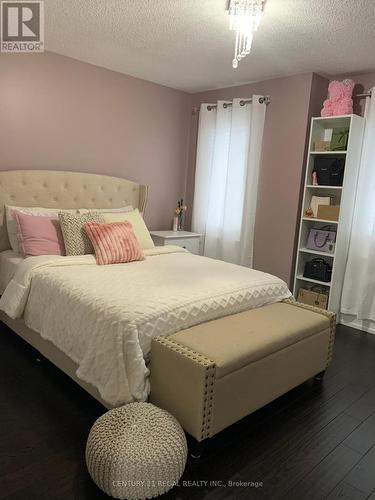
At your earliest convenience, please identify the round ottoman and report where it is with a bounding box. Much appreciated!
[85,402,187,500]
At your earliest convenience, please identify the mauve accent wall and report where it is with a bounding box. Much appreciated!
[187,73,321,286]
[0,52,192,229]
[2,49,371,286]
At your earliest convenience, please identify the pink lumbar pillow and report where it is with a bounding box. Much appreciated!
[84,221,145,265]
[13,211,65,257]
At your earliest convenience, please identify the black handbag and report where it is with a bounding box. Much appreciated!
[303,258,332,282]
[313,158,345,186]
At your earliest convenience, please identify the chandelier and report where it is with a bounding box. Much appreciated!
[228,0,266,68]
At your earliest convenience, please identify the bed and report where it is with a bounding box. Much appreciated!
[0,170,148,406]
[0,170,292,409]
[0,250,23,294]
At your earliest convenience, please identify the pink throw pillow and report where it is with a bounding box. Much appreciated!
[84,221,145,265]
[13,211,65,257]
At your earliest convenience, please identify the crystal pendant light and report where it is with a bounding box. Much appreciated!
[228,0,266,68]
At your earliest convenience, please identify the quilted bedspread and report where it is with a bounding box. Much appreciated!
[0,246,291,406]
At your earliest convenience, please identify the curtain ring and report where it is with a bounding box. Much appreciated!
[240,100,245,107]
[259,96,270,104]
[223,102,228,109]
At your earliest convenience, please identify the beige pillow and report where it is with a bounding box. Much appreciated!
[59,212,105,255]
[103,209,154,250]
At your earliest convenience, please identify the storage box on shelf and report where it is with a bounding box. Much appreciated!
[293,115,364,315]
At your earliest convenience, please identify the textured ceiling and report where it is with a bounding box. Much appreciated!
[45,0,375,93]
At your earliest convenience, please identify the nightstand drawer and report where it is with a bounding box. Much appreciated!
[150,231,202,255]
[166,237,200,254]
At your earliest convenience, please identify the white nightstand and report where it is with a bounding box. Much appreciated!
[150,231,201,255]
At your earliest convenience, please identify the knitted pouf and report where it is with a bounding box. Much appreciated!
[85,402,187,500]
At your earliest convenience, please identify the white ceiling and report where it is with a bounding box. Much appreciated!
[45,0,375,93]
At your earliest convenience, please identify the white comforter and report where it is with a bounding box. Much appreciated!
[0,246,291,406]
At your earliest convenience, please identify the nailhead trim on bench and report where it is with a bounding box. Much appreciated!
[282,298,336,368]
[153,336,216,440]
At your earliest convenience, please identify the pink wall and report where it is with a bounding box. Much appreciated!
[2,49,372,286]
[0,52,192,229]
[187,73,322,285]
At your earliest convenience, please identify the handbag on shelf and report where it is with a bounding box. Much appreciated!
[330,128,349,151]
[328,159,345,186]
[303,258,332,282]
[297,286,329,309]
[306,225,337,252]
[313,158,345,186]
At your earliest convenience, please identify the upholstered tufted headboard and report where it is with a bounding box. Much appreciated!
[0,170,148,251]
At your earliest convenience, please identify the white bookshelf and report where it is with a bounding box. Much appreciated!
[293,114,365,315]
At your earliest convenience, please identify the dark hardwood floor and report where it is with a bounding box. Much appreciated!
[1,323,375,500]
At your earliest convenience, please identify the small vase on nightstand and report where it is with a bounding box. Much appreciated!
[172,215,178,232]
[178,211,185,231]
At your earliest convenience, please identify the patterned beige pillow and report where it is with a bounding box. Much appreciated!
[59,212,105,255]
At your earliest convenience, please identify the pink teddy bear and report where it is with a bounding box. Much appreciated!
[321,79,355,117]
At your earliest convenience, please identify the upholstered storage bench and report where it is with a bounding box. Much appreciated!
[149,300,335,442]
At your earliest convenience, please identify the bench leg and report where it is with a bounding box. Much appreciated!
[189,438,205,459]
[314,370,326,382]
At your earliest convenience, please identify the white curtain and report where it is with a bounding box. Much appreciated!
[341,87,375,321]
[191,97,266,266]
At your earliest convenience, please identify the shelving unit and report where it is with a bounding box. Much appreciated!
[293,115,365,315]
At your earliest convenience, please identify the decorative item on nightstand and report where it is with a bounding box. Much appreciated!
[174,199,187,231]
[172,214,178,232]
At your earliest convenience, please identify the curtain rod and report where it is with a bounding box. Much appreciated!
[207,95,270,111]
[355,91,372,98]
[192,95,270,114]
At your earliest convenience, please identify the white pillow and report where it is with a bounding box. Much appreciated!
[102,209,155,250]
[5,205,77,253]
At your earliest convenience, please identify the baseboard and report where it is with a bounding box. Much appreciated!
[339,314,375,335]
